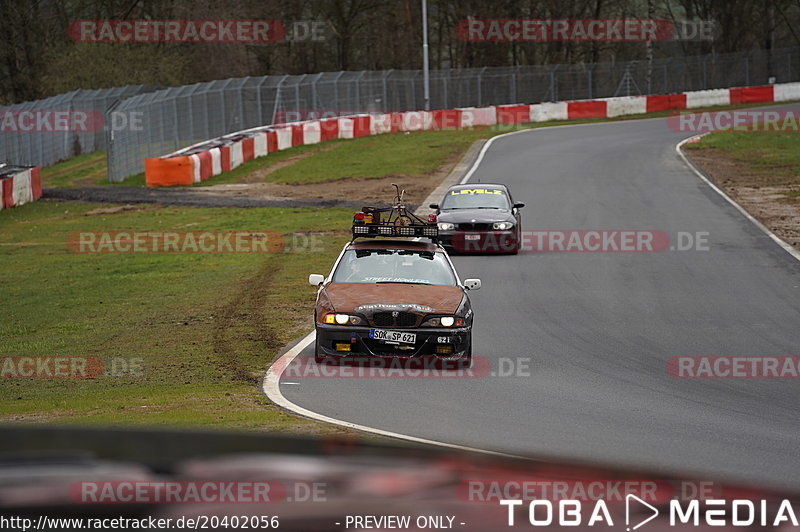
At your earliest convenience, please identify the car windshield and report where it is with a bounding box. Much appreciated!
[440,188,510,210]
[332,249,456,286]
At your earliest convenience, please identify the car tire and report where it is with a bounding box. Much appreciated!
[458,339,473,369]
[510,229,520,255]
[313,335,328,364]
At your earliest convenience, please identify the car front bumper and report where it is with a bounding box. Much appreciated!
[315,324,471,360]
[438,230,518,253]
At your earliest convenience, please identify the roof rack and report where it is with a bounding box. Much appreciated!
[351,184,438,241]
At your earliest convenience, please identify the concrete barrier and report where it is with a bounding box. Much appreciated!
[775,82,800,102]
[143,81,800,187]
[0,165,42,209]
[603,96,647,117]
[530,102,568,122]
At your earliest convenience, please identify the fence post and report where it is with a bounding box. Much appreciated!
[238,77,248,129]
[104,99,120,182]
[311,72,323,110]
[511,68,517,103]
[184,89,194,145]
[272,75,288,124]
[333,71,344,110]
[219,78,233,134]
[549,65,560,101]
[478,67,486,106]
[745,52,751,86]
[295,75,305,114]
[203,90,210,140]
[173,95,180,149]
[702,58,707,89]
[257,77,267,124]
[355,71,366,109]
[442,72,448,109]
[382,70,392,111]
[410,71,417,109]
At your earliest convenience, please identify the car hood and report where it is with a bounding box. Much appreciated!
[437,208,514,224]
[324,283,464,314]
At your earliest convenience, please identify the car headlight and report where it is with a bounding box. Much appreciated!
[324,313,362,325]
[423,316,465,327]
[493,221,514,230]
[438,222,455,231]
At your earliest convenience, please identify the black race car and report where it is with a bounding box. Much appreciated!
[430,183,524,254]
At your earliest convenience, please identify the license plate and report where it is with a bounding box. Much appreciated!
[465,234,481,240]
[370,329,416,344]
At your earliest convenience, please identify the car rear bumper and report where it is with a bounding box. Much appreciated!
[438,230,518,253]
[315,324,471,359]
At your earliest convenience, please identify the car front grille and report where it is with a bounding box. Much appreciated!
[457,223,492,231]
[372,312,419,328]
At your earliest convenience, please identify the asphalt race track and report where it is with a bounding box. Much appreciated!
[274,113,800,489]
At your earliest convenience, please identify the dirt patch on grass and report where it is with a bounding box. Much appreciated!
[42,154,107,186]
[83,204,154,216]
[685,147,800,250]
[240,143,344,184]
[203,149,463,205]
[212,261,282,385]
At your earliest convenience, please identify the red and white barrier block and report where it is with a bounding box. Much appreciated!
[0,165,42,210]
[145,82,793,187]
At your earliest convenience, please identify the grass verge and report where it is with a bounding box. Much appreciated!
[40,152,145,188]
[685,125,800,199]
[0,201,351,430]
[41,151,107,188]
[683,122,800,250]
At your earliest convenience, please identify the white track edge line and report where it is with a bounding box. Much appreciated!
[260,331,524,458]
[262,123,800,456]
[459,126,541,184]
[676,135,800,263]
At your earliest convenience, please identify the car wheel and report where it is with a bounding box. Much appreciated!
[510,229,520,255]
[313,335,328,364]
[458,338,473,369]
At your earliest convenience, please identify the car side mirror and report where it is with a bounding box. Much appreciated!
[308,274,324,286]
[513,202,525,209]
[464,278,481,291]
[429,203,440,211]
